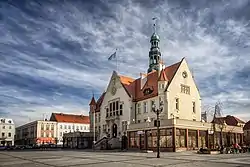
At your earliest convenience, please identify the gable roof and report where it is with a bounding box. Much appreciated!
[243,120,250,130]
[50,113,90,124]
[211,115,245,126]
[95,92,106,112]
[158,69,168,81]
[119,59,182,102]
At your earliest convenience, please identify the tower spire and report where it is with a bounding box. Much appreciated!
[147,17,162,73]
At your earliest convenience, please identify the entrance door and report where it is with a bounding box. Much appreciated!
[112,124,117,138]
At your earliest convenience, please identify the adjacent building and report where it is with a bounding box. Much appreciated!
[0,118,15,146]
[15,120,57,145]
[50,113,90,145]
[243,120,250,145]
[89,25,245,151]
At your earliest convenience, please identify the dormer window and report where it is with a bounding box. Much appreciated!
[8,120,11,124]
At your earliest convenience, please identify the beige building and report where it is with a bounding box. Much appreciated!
[89,27,244,151]
[15,120,57,145]
[244,120,250,145]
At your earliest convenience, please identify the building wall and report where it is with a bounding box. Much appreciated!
[167,59,201,121]
[244,129,250,145]
[57,122,90,145]
[15,120,57,145]
[97,73,132,140]
[0,118,15,146]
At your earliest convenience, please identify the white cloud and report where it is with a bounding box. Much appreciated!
[0,0,250,125]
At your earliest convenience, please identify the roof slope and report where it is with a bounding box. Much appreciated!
[50,113,90,124]
[211,115,245,126]
[119,59,182,102]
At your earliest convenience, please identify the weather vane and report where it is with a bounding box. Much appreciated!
[152,17,157,33]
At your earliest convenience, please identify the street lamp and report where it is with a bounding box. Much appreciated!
[152,100,164,158]
[218,120,227,147]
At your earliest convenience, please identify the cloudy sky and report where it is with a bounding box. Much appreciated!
[0,0,250,126]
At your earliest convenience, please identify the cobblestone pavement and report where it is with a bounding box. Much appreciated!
[0,150,250,167]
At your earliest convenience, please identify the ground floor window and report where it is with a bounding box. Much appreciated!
[198,131,206,148]
[176,129,186,148]
[188,130,197,148]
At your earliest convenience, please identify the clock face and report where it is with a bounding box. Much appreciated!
[182,71,188,78]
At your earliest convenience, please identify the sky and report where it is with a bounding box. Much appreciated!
[0,0,250,126]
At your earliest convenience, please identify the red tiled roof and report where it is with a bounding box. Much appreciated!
[244,120,250,130]
[119,59,182,102]
[50,113,90,124]
[212,115,245,126]
[91,59,183,112]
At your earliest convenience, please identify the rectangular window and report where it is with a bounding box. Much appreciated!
[181,84,190,94]
[51,125,54,130]
[151,100,155,112]
[60,132,62,137]
[137,120,141,123]
[120,104,123,115]
[110,103,112,112]
[137,103,141,114]
[143,102,147,113]
[8,133,11,137]
[112,102,115,111]
[68,125,71,129]
[192,102,196,113]
[60,125,62,129]
[46,125,50,130]
[2,126,5,129]
[9,126,11,129]
[175,98,179,110]
[106,108,109,118]
[116,101,119,110]
[41,132,44,137]
[2,133,5,137]
[64,125,67,129]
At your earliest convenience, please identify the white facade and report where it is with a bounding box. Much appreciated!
[92,59,202,141]
[94,72,132,140]
[57,122,90,145]
[0,118,15,146]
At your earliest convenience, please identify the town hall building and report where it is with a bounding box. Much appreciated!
[89,27,244,151]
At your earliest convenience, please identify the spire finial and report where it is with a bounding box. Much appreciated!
[152,17,157,33]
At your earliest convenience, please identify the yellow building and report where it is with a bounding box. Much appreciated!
[89,27,244,151]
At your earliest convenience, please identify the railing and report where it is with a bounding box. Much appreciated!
[94,136,107,147]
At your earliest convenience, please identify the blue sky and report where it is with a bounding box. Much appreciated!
[0,0,250,126]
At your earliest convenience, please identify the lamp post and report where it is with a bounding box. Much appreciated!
[152,101,164,158]
[218,121,227,147]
